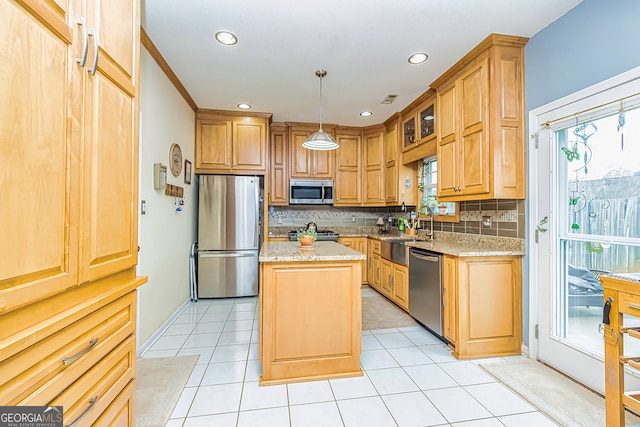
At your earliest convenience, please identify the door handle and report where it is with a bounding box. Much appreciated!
[88,29,98,75]
[411,252,439,262]
[76,17,89,67]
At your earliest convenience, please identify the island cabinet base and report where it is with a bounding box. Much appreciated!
[259,261,363,385]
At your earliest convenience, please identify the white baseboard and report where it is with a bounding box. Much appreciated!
[521,343,530,358]
[138,298,191,357]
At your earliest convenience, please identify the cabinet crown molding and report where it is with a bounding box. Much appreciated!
[430,33,529,89]
[196,108,273,120]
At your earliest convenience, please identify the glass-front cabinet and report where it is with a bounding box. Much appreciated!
[403,115,416,148]
[419,104,435,140]
[401,89,438,164]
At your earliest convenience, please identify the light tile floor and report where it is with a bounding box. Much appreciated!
[141,292,560,427]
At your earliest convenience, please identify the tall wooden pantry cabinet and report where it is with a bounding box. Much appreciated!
[0,0,146,425]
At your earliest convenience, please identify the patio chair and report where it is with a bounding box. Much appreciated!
[567,264,609,308]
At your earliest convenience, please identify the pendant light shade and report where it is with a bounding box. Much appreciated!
[302,70,339,151]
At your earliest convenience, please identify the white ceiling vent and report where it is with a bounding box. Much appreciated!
[381,94,398,104]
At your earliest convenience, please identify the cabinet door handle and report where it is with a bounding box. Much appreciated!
[88,29,98,76]
[62,338,99,365]
[76,18,89,67]
[628,303,640,311]
[65,396,98,427]
[442,287,446,307]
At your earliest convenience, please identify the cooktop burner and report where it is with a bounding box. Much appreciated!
[288,229,339,241]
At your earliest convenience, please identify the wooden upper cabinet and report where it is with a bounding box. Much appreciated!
[197,118,232,170]
[1,1,79,311]
[335,128,363,206]
[269,123,289,206]
[195,111,270,174]
[363,126,385,205]
[1,0,142,310]
[289,124,335,179]
[384,116,417,207]
[432,34,528,201]
[384,118,399,204]
[82,0,141,283]
[401,89,438,164]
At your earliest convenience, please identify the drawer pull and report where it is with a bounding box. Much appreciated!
[62,338,99,365]
[627,303,640,311]
[65,396,98,427]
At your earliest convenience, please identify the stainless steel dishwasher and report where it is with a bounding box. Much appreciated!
[409,247,444,339]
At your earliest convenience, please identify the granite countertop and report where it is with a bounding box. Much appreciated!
[365,231,525,256]
[405,240,524,257]
[259,241,366,263]
[267,227,526,257]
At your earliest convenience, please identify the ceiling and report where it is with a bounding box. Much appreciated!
[142,0,582,126]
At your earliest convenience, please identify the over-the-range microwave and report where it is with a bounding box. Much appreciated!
[289,179,334,205]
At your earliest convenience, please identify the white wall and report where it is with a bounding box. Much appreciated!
[137,47,197,347]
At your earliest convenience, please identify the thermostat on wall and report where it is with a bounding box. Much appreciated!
[154,163,167,190]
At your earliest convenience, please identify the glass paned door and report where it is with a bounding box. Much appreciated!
[533,70,640,393]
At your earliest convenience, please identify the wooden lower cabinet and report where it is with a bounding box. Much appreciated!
[442,255,458,345]
[444,255,522,359]
[338,237,368,284]
[368,239,381,291]
[0,277,144,424]
[391,263,409,311]
[369,240,408,311]
[259,260,362,384]
[376,258,409,311]
[379,258,393,299]
[94,378,135,427]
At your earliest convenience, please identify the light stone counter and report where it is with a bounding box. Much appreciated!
[406,240,525,257]
[259,241,366,263]
[266,227,525,257]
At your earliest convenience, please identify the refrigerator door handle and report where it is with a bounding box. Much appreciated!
[254,181,260,248]
[199,251,256,258]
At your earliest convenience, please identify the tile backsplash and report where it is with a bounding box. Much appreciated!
[269,199,525,239]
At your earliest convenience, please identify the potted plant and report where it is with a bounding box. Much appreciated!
[420,194,438,215]
[296,228,317,246]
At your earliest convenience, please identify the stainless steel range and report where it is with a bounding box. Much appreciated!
[288,229,339,242]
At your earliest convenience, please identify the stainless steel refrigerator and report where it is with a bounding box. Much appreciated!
[197,175,261,298]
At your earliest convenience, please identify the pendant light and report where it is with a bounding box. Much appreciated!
[302,70,339,150]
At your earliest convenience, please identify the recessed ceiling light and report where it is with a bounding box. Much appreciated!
[408,52,428,64]
[360,111,372,117]
[215,31,237,45]
[238,103,251,110]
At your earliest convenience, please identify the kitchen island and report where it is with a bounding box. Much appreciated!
[258,241,366,385]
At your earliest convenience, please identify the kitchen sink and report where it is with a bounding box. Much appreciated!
[380,238,415,266]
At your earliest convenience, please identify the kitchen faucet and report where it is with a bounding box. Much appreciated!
[420,206,434,241]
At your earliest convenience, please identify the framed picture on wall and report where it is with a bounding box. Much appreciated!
[184,160,192,185]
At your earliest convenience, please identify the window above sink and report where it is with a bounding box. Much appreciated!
[419,156,460,223]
